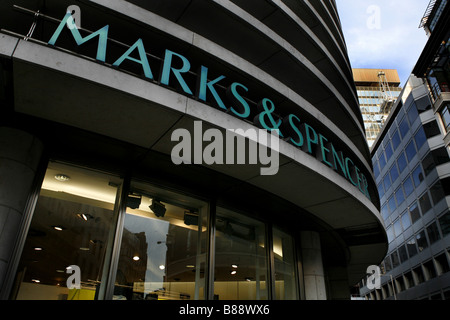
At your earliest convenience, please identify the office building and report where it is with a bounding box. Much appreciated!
[0,0,387,300]
[353,68,402,148]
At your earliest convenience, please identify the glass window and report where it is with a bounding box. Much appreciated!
[390,165,399,183]
[403,177,414,197]
[426,222,441,244]
[388,196,397,214]
[407,103,419,124]
[398,245,408,263]
[419,192,432,215]
[409,202,421,224]
[412,165,424,188]
[391,251,400,268]
[422,152,436,176]
[430,180,446,205]
[439,211,450,237]
[394,219,402,237]
[385,141,394,161]
[384,256,392,272]
[397,152,407,173]
[379,151,387,170]
[373,160,380,178]
[406,238,418,258]
[423,120,441,138]
[383,174,392,192]
[391,130,401,150]
[414,127,427,150]
[401,210,411,230]
[399,118,410,139]
[440,104,450,133]
[395,186,405,206]
[273,228,298,300]
[416,230,429,252]
[387,226,395,243]
[13,162,123,300]
[381,204,389,221]
[377,182,385,199]
[113,181,209,301]
[215,208,268,300]
[405,141,417,163]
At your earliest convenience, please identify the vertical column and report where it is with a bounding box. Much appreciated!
[0,127,43,296]
[300,231,327,300]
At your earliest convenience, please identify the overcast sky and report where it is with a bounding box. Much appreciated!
[336,0,430,87]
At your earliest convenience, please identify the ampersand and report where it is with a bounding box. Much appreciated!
[254,98,283,137]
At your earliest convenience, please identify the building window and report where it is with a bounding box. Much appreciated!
[387,226,395,243]
[409,201,421,224]
[426,222,441,245]
[407,103,419,125]
[399,117,410,139]
[405,141,417,163]
[391,130,401,150]
[388,196,397,214]
[403,176,414,197]
[419,192,432,215]
[398,245,408,263]
[430,180,446,205]
[390,165,399,184]
[395,186,405,206]
[423,260,437,280]
[412,165,424,188]
[413,266,424,284]
[379,151,387,170]
[438,211,450,237]
[435,253,450,275]
[381,204,389,221]
[416,230,429,252]
[406,238,418,258]
[423,120,441,138]
[414,127,427,150]
[397,152,408,173]
[13,162,123,300]
[385,141,394,161]
[440,104,450,133]
[383,174,392,193]
[214,207,268,300]
[401,211,411,230]
[273,228,298,300]
[404,271,414,289]
[394,219,402,238]
[391,251,400,268]
[113,180,209,301]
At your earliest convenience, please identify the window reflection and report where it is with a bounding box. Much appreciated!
[113,181,208,300]
[273,228,298,300]
[214,208,268,300]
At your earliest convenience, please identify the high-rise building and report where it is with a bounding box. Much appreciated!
[353,68,402,148]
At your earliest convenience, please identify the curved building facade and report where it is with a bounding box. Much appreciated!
[0,0,387,300]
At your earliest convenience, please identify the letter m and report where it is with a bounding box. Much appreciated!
[48,12,109,62]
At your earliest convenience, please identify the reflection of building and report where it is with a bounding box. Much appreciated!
[353,68,403,148]
[0,0,387,300]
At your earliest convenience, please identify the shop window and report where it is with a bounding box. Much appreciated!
[397,152,408,173]
[406,238,418,258]
[214,208,268,300]
[13,162,123,300]
[434,253,450,275]
[419,192,432,215]
[426,222,441,245]
[438,211,450,237]
[416,230,429,252]
[113,181,209,301]
[409,201,421,224]
[273,228,298,300]
[405,141,417,163]
[412,165,424,188]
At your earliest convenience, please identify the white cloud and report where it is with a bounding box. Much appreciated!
[336,0,429,86]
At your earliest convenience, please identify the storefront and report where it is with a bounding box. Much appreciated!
[0,0,387,300]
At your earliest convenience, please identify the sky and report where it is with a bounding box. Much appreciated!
[336,0,430,87]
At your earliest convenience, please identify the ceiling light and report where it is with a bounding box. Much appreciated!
[31,279,40,283]
[132,256,140,261]
[52,226,64,231]
[231,264,238,269]
[33,247,43,251]
[186,265,195,268]
[230,270,237,275]
[159,265,165,270]
[77,213,94,221]
[79,247,90,251]
[54,174,70,182]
